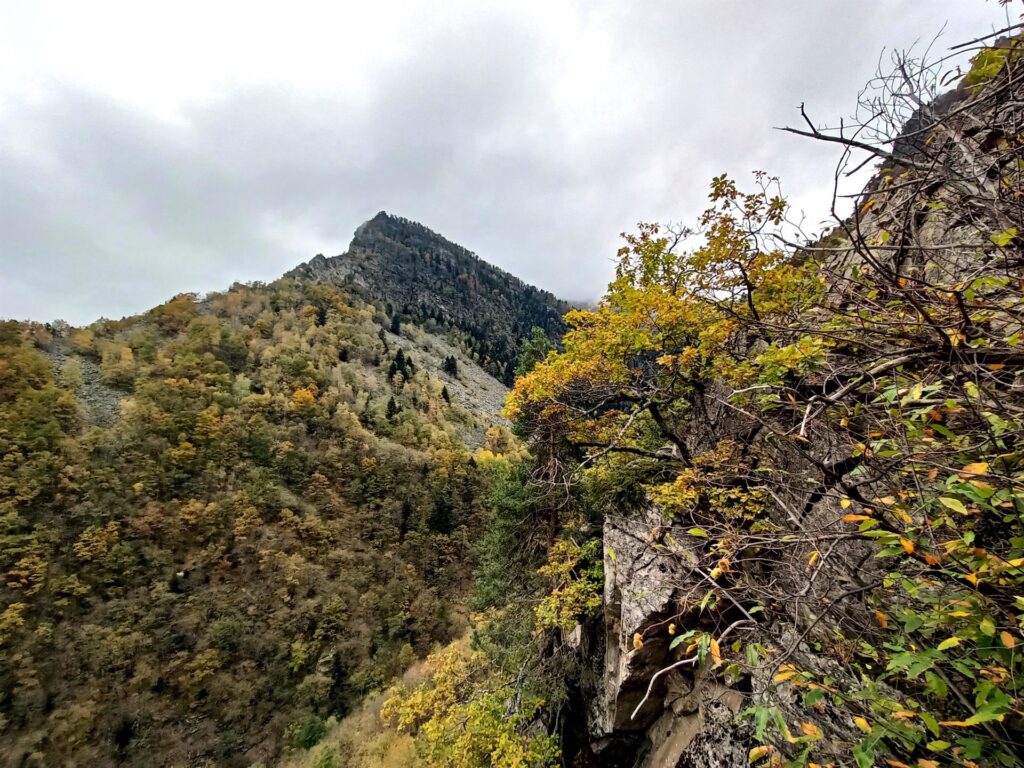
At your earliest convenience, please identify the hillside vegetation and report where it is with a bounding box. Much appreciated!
[3,24,1023,768]
[0,277,521,767]
[371,33,1024,768]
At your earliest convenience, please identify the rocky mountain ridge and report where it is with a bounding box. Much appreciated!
[287,212,572,383]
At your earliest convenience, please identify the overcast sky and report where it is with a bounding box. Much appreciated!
[0,1,1014,325]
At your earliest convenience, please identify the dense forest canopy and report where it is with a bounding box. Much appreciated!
[0,278,521,766]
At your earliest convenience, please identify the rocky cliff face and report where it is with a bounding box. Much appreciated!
[288,212,572,382]
[554,39,1024,767]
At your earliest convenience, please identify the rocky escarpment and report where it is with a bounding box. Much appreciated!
[573,407,868,767]
[556,38,1024,767]
[288,212,571,382]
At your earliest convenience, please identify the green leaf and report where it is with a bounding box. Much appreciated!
[927,740,952,751]
[919,711,941,737]
[669,630,697,650]
[980,617,996,636]
[852,741,875,768]
[924,672,947,701]
[937,636,961,651]
[686,527,709,538]
[990,227,1018,247]
[964,702,1008,726]
[802,688,827,707]
[938,497,968,514]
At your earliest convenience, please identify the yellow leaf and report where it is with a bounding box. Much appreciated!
[959,462,989,478]
[1000,631,1016,649]
[854,717,872,733]
[710,637,722,667]
[806,551,820,571]
[668,623,676,636]
[632,633,644,651]
[748,745,775,763]
[937,636,961,651]
[840,498,851,509]
[861,198,878,213]
[774,664,798,683]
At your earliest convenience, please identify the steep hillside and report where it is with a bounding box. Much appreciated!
[287,212,572,383]
[363,34,1024,768]
[0,265,528,766]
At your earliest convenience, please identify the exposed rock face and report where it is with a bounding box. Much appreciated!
[288,212,571,379]
[587,506,751,767]
[566,49,1024,767]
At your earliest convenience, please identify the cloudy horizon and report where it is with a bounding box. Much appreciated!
[0,1,1014,326]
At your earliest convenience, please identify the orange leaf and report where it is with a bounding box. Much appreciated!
[799,721,822,739]
[900,537,916,555]
[806,551,820,571]
[709,637,722,667]
[842,514,871,523]
[632,633,644,651]
[875,610,889,629]
[1000,631,1017,649]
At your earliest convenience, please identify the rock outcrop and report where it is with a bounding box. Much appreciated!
[288,212,571,380]
[561,42,1024,766]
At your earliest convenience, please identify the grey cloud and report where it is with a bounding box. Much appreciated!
[0,3,1009,325]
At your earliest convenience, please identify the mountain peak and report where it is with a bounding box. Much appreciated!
[287,215,570,382]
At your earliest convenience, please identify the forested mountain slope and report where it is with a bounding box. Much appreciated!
[0,246,533,766]
[354,33,1024,768]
